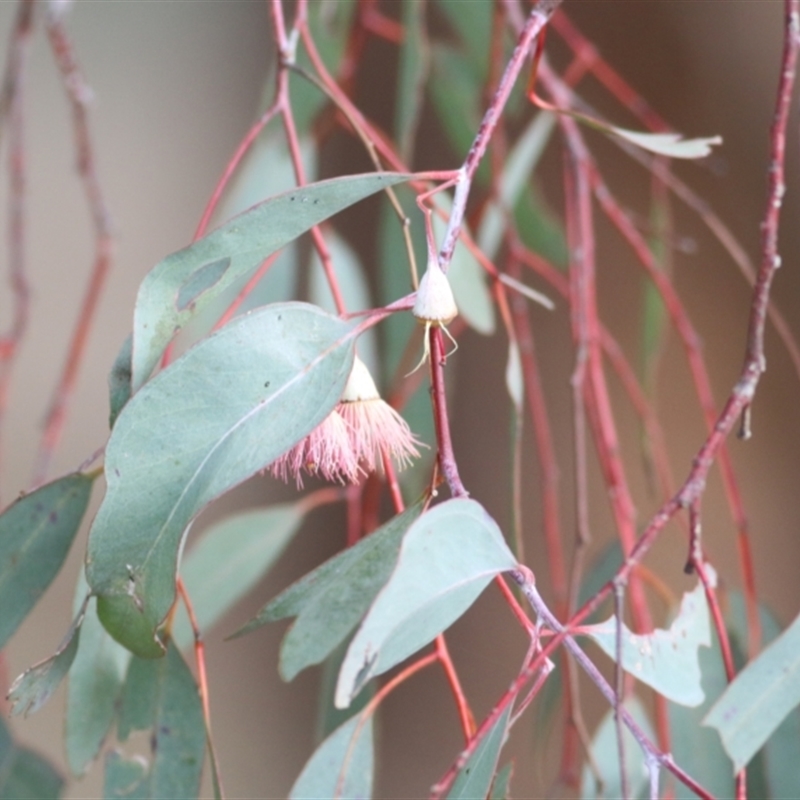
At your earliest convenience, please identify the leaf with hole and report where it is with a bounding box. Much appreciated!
[233,502,423,681]
[0,471,95,650]
[87,303,355,658]
[289,713,373,800]
[172,503,305,649]
[582,578,710,706]
[336,499,517,708]
[132,172,410,389]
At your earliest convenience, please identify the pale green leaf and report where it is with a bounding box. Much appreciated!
[309,230,378,378]
[132,172,410,389]
[103,752,148,800]
[0,717,64,799]
[66,576,129,775]
[582,579,710,706]
[580,696,655,799]
[336,499,517,708]
[234,503,423,681]
[109,334,133,429]
[395,0,428,162]
[610,128,722,159]
[433,195,495,335]
[172,503,305,649]
[88,303,355,658]
[8,601,87,717]
[0,472,94,650]
[290,714,373,800]
[447,705,512,800]
[705,606,800,772]
[490,762,514,800]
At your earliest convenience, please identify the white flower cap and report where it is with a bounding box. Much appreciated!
[341,355,380,403]
[412,259,458,326]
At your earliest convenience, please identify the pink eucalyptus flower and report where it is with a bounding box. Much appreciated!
[268,356,422,487]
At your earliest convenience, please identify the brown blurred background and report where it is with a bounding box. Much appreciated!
[2,1,798,798]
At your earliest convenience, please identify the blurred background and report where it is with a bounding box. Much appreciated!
[1,1,798,797]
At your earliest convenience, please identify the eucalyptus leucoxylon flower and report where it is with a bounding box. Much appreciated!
[269,355,421,487]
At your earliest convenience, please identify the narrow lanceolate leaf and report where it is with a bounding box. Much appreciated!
[290,714,374,800]
[0,472,95,650]
[447,705,513,800]
[489,763,514,800]
[233,503,423,682]
[87,303,355,658]
[580,696,655,799]
[395,0,428,162]
[609,127,722,159]
[110,644,205,799]
[132,172,411,389]
[582,579,710,707]
[66,571,130,776]
[336,499,517,709]
[0,717,64,799]
[172,503,305,649]
[7,599,88,717]
[705,607,800,772]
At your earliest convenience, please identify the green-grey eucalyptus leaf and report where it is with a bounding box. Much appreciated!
[580,696,655,799]
[490,762,514,800]
[103,752,148,800]
[172,503,305,649]
[7,599,88,717]
[109,334,133,429]
[132,172,410,389]
[117,656,159,741]
[234,502,423,681]
[0,472,94,650]
[705,606,800,773]
[432,195,495,335]
[66,571,130,777]
[289,713,373,800]
[108,644,205,800]
[0,718,63,800]
[309,230,378,377]
[396,0,428,162]
[582,579,710,707]
[336,499,517,708]
[87,303,356,657]
[447,705,512,800]
[609,127,722,159]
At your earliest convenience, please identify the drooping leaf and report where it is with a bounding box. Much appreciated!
[477,111,558,260]
[234,502,423,681]
[113,644,205,799]
[704,606,800,773]
[609,127,722,159]
[395,0,429,162]
[172,503,305,649]
[7,599,88,717]
[336,499,517,708]
[582,579,710,706]
[0,472,95,650]
[109,334,133,428]
[513,185,568,268]
[87,303,356,658]
[0,717,64,799]
[577,540,623,617]
[580,696,655,799]
[309,229,378,378]
[435,0,492,83]
[505,341,523,411]
[447,705,513,800]
[432,195,495,335]
[289,713,374,800]
[103,752,148,800]
[66,572,130,777]
[132,172,410,389]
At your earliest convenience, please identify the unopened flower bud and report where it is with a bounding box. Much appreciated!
[412,260,458,326]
